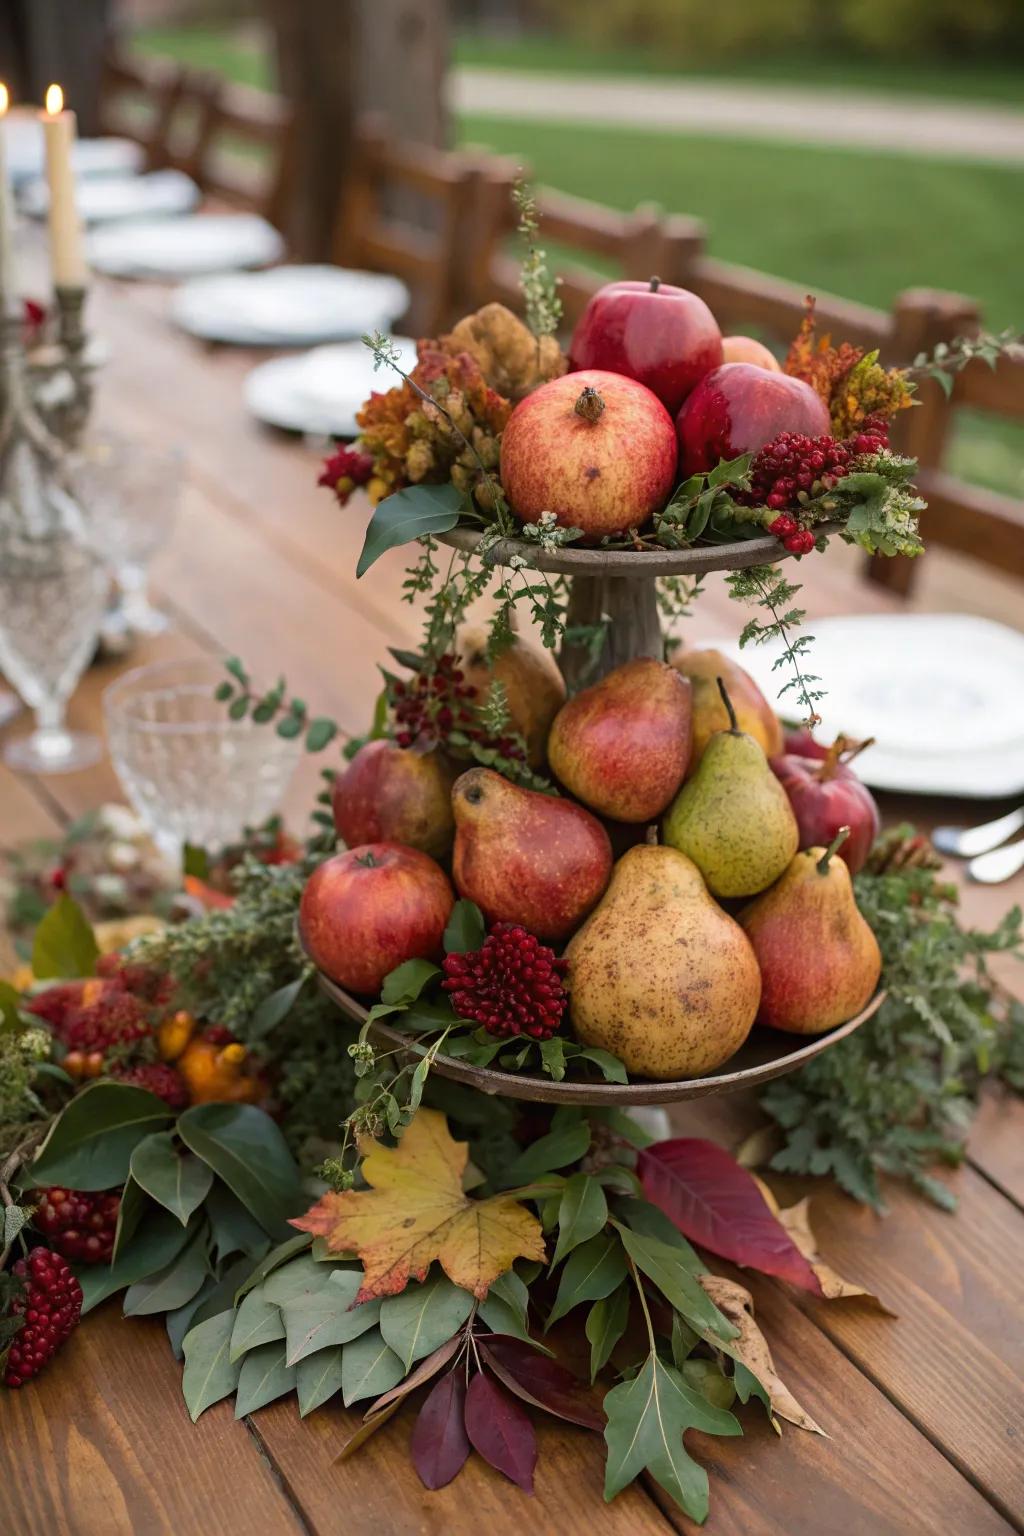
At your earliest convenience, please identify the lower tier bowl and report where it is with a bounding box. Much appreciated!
[314,970,885,1107]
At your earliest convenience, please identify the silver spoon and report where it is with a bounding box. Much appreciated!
[968,838,1024,884]
[932,805,1024,859]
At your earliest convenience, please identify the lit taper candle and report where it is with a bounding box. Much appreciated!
[0,85,16,316]
[41,84,87,289]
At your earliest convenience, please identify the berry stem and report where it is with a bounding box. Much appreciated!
[817,826,851,873]
[716,677,739,733]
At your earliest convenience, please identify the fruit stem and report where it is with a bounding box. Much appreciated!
[649,275,661,293]
[818,734,875,782]
[355,851,378,868]
[574,386,606,424]
[817,826,850,873]
[716,677,739,734]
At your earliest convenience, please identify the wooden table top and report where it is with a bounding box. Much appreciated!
[0,267,1022,1536]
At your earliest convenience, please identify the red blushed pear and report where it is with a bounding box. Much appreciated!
[739,829,882,1035]
[568,277,723,414]
[771,735,880,875]
[499,369,677,541]
[332,740,457,860]
[675,362,830,478]
[547,657,692,822]
[299,842,454,996]
[451,767,612,943]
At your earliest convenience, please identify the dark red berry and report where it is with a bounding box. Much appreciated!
[32,1188,122,1265]
[783,530,817,555]
[2,1247,83,1386]
[441,923,568,1040]
[767,514,797,538]
[111,1062,189,1110]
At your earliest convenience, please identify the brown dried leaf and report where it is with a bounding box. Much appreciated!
[697,1273,826,1437]
[754,1181,895,1314]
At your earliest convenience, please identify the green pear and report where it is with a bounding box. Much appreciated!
[662,679,798,899]
[566,843,760,1080]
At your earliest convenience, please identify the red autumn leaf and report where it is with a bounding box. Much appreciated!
[410,1370,471,1490]
[637,1138,825,1296]
[478,1335,604,1432]
[464,1370,537,1493]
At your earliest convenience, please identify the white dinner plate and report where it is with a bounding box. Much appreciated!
[244,337,418,437]
[5,115,144,185]
[713,613,1024,798]
[20,169,200,225]
[87,214,284,279]
[171,265,410,345]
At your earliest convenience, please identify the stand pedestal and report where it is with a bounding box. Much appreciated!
[560,572,663,690]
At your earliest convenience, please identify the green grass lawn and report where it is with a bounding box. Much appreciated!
[454,33,1024,106]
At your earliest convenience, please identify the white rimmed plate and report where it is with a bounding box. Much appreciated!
[6,115,144,186]
[171,265,410,345]
[713,612,1024,797]
[20,169,200,225]
[87,214,284,279]
[244,337,418,437]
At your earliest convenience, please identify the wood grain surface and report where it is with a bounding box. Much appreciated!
[1,260,1022,1536]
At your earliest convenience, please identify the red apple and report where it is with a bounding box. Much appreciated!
[770,738,880,874]
[299,842,454,995]
[500,369,677,540]
[332,741,457,860]
[783,727,830,762]
[568,278,722,414]
[675,363,830,477]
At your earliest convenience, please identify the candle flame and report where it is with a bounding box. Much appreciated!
[0,84,8,117]
[45,83,64,116]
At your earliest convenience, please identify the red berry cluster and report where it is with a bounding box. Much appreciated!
[317,445,374,507]
[744,414,892,553]
[391,653,525,762]
[32,1187,123,1265]
[112,1061,189,1110]
[442,923,568,1040]
[3,1248,83,1387]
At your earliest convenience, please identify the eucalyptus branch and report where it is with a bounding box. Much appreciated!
[906,329,1022,399]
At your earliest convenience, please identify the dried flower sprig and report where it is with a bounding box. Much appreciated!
[512,176,562,342]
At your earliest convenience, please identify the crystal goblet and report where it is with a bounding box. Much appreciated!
[103,657,302,862]
[0,494,108,774]
[70,431,184,636]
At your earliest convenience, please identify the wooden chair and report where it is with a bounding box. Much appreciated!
[97,45,185,169]
[180,80,295,230]
[331,122,500,335]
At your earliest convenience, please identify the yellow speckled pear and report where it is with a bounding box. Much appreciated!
[565,843,761,1080]
[662,678,798,899]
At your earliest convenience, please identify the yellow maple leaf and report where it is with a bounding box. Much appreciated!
[292,1108,546,1302]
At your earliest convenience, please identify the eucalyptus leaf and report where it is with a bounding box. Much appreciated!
[379,1271,473,1372]
[282,1270,380,1365]
[575,1047,628,1084]
[181,1310,240,1422]
[29,1082,173,1191]
[206,1180,274,1263]
[31,894,98,979]
[356,483,465,578]
[166,1275,219,1360]
[123,1226,209,1316]
[234,1341,296,1417]
[76,1207,192,1314]
[177,1103,303,1237]
[341,1328,405,1406]
[111,1176,148,1262]
[190,1257,259,1329]
[234,1233,312,1301]
[551,1174,608,1268]
[263,1252,341,1307]
[380,959,441,1006]
[229,1284,286,1362]
[296,1345,346,1416]
[130,1133,213,1226]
